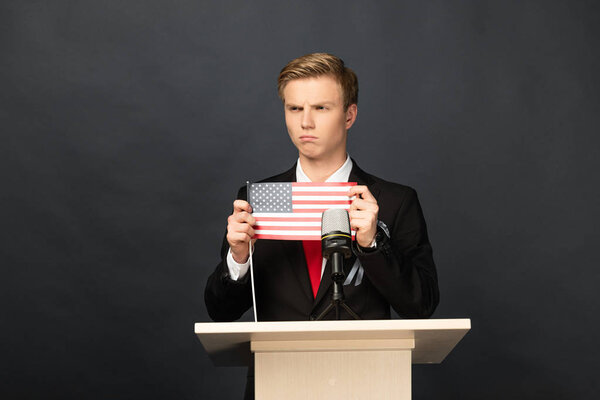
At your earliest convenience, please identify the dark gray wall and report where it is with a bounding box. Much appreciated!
[2,1,599,398]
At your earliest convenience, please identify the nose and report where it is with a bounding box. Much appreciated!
[301,108,314,130]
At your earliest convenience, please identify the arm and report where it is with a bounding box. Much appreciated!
[204,187,256,322]
[349,186,439,318]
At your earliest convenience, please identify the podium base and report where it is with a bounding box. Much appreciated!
[253,339,414,400]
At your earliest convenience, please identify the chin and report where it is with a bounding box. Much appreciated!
[301,152,325,161]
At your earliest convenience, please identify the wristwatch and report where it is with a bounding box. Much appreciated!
[354,221,390,255]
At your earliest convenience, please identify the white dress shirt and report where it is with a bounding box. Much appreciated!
[226,155,353,280]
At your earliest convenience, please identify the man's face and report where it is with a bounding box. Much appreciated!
[283,75,357,162]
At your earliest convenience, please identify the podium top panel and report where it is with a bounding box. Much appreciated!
[195,319,470,366]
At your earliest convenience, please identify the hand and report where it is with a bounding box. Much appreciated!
[348,185,379,248]
[226,200,256,263]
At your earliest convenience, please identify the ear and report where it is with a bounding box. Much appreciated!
[345,104,358,130]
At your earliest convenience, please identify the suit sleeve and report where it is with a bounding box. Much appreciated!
[357,187,440,318]
[204,187,253,322]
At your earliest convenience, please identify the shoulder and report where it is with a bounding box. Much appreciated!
[369,173,416,198]
[352,161,417,201]
[370,175,419,218]
[358,170,426,234]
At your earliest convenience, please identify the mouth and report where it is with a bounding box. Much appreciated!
[299,135,317,142]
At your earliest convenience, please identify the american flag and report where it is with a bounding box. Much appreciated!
[248,182,357,240]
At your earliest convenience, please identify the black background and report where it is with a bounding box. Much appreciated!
[2,1,599,399]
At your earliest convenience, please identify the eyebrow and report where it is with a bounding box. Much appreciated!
[286,101,337,107]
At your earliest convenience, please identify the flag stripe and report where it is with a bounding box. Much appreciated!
[293,208,348,213]
[292,182,357,187]
[254,213,322,218]
[292,191,354,197]
[255,225,320,231]
[254,221,320,226]
[254,232,356,240]
[254,217,321,222]
[292,200,352,205]
[254,230,357,235]
[293,204,351,209]
[255,230,321,236]
[293,189,352,193]
[254,234,320,240]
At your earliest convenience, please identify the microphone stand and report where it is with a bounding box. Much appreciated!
[315,252,361,320]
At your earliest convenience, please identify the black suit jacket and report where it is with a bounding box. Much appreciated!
[205,161,439,321]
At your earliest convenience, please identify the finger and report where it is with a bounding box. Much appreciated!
[227,231,253,244]
[349,198,378,212]
[229,221,256,237]
[228,213,254,227]
[233,211,256,225]
[233,199,253,214]
[349,215,366,226]
[349,218,371,232]
[348,185,377,202]
[348,211,371,223]
[349,210,376,221]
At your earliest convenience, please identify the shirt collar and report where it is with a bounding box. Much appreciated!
[296,155,353,183]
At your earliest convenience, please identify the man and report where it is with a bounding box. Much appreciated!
[205,53,439,323]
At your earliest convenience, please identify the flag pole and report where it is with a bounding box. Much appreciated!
[247,181,258,322]
[249,241,257,322]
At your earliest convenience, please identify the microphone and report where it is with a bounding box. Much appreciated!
[321,209,353,281]
[315,208,361,320]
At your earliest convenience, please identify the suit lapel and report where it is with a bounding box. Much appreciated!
[349,160,380,199]
[314,260,332,305]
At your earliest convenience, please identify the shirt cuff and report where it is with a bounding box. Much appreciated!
[226,248,250,281]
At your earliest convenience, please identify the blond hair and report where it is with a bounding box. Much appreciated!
[277,53,358,110]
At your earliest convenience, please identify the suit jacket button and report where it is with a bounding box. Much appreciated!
[309,314,316,321]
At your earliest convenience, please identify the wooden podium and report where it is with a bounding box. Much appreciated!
[195,319,470,400]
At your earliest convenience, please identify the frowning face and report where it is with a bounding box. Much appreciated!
[282,75,357,163]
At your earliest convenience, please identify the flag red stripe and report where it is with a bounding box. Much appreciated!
[255,225,319,231]
[254,234,356,240]
[292,209,347,213]
[292,182,357,187]
[292,191,353,196]
[254,234,321,240]
[254,217,321,222]
[292,200,352,205]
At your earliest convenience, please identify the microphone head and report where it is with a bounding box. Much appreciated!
[321,208,351,236]
[321,209,352,259]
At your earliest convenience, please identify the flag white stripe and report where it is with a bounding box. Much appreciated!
[292,204,350,209]
[255,230,321,236]
[255,221,321,227]
[292,186,353,192]
[292,195,354,201]
[255,230,357,236]
[253,213,322,218]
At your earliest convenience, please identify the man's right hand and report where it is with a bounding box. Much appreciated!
[226,200,256,264]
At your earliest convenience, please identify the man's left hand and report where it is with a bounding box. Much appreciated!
[348,185,379,248]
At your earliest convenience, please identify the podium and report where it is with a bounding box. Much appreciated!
[195,319,470,400]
